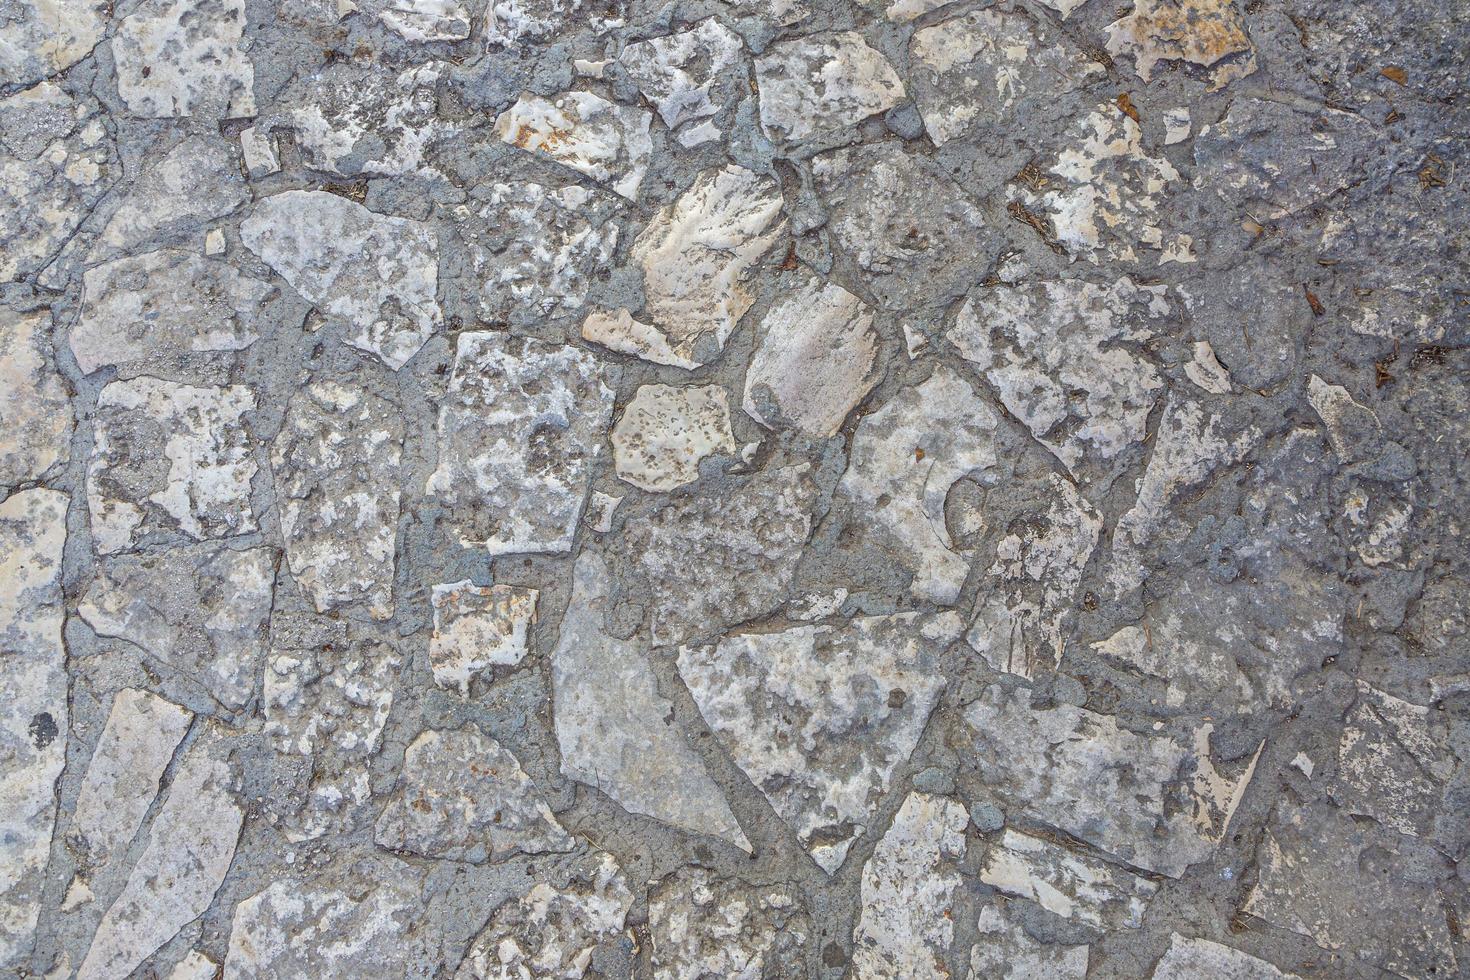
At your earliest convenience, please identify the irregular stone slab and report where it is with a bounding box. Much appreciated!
[0,488,68,970]
[743,276,880,437]
[264,628,400,841]
[678,613,959,874]
[1105,0,1256,91]
[429,581,538,694]
[978,829,1157,929]
[965,474,1101,680]
[97,134,247,260]
[552,551,750,850]
[426,332,613,556]
[581,308,700,369]
[1305,374,1382,464]
[0,0,109,88]
[1185,340,1232,394]
[454,851,634,979]
[612,383,735,492]
[0,84,117,282]
[372,0,470,40]
[969,904,1088,979]
[813,143,999,312]
[78,737,243,980]
[626,463,817,646]
[620,165,785,368]
[484,0,625,47]
[731,0,807,25]
[272,382,403,620]
[1244,804,1457,978]
[851,792,969,980]
[70,689,192,869]
[239,126,278,177]
[225,871,421,978]
[242,189,440,370]
[461,182,619,323]
[619,18,745,146]
[113,0,256,120]
[1151,934,1298,979]
[375,725,573,862]
[78,543,275,710]
[73,249,274,375]
[1334,681,1459,840]
[908,8,1103,146]
[1110,396,1258,592]
[0,308,72,490]
[964,685,1255,877]
[494,91,652,200]
[949,278,1167,473]
[87,377,258,554]
[837,368,999,605]
[170,950,222,980]
[755,31,905,143]
[648,868,811,978]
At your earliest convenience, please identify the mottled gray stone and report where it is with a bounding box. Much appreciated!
[978,829,1157,929]
[428,581,538,694]
[494,91,653,200]
[648,868,811,979]
[0,308,72,491]
[1150,934,1298,979]
[113,0,255,120]
[755,32,905,144]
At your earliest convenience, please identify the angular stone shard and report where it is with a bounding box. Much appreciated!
[969,905,1088,979]
[851,792,969,980]
[79,544,274,710]
[494,91,653,200]
[170,950,221,980]
[648,869,811,978]
[1305,375,1381,464]
[87,377,258,554]
[73,249,274,374]
[1185,340,1232,394]
[1151,934,1298,980]
[70,689,192,869]
[552,551,750,850]
[272,382,403,620]
[97,135,247,260]
[620,18,745,146]
[0,488,68,971]
[426,332,613,555]
[612,383,736,492]
[454,851,634,980]
[1105,0,1256,91]
[460,182,618,323]
[375,725,574,862]
[581,308,700,369]
[484,0,625,48]
[0,308,72,491]
[743,277,880,438]
[113,0,256,120]
[242,190,441,370]
[78,737,243,980]
[626,463,817,646]
[0,0,109,88]
[837,368,999,605]
[755,32,905,143]
[429,581,538,694]
[1334,681,1459,840]
[679,613,959,874]
[373,0,471,40]
[949,278,1166,473]
[978,829,1157,929]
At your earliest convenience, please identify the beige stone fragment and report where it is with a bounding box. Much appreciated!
[613,384,736,492]
[1105,0,1257,91]
[979,829,1157,929]
[0,308,72,491]
[112,0,256,120]
[429,581,538,694]
[1151,934,1298,979]
[493,90,653,200]
[755,32,905,143]
[0,0,109,88]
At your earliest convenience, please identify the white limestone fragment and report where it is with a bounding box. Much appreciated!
[838,368,999,605]
[494,91,652,200]
[581,308,700,369]
[979,829,1157,929]
[113,0,256,120]
[1306,374,1381,463]
[272,382,404,620]
[625,165,785,368]
[0,0,109,87]
[429,582,538,694]
[78,738,243,980]
[755,32,905,143]
[969,905,1089,979]
[730,0,807,25]
[1039,0,1090,14]
[426,332,613,555]
[78,544,274,709]
[1164,107,1192,144]
[239,126,279,177]
[1334,681,1455,839]
[552,551,750,851]
[1343,487,1412,568]
[168,950,221,980]
[0,309,72,491]
[851,793,969,980]
[375,725,574,862]
[74,249,273,374]
[1185,340,1233,393]
[744,277,880,437]
[613,384,736,492]
[950,278,1166,473]
[70,689,192,868]
[619,18,745,145]
[0,489,68,971]
[884,0,949,21]
[583,490,622,532]
[648,869,811,979]
[97,134,247,259]
[454,851,634,980]
[204,228,225,255]
[484,0,625,47]
[1151,934,1298,979]
[87,377,258,554]
[375,0,470,39]
[1106,0,1257,91]
[242,189,440,370]
[679,613,958,874]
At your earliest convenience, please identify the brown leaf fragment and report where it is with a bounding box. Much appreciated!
[1303,286,1325,316]
[1380,65,1408,85]
[780,244,798,271]
[1116,93,1140,123]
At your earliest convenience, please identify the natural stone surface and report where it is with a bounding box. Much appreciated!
[619,18,745,146]
[978,829,1157,929]
[113,0,256,120]
[96,134,246,260]
[969,904,1088,979]
[1151,934,1299,979]
[648,868,811,979]
[0,0,108,88]
[428,581,538,694]
[755,32,905,144]
[1105,0,1257,91]
[0,309,72,490]
[612,383,735,492]
[494,91,653,200]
